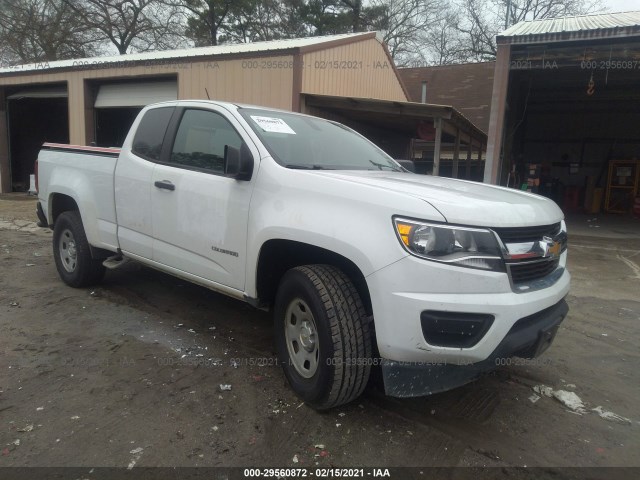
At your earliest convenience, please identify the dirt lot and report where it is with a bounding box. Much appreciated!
[1,195,639,476]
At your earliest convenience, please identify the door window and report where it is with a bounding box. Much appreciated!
[170,109,242,173]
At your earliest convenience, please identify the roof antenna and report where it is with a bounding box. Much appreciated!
[205,88,211,100]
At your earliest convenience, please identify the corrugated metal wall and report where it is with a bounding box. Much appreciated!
[0,56,294,146]
[301,38,406,101]
[0,37,411,191]
[178,57,294,107]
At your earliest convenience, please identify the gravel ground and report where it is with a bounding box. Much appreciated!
[1,195,639,477]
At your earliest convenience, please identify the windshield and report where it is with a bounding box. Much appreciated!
[239,108,403,171]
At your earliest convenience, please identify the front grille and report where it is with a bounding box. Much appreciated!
[493,222,565,286]
[492,223,561,243]
[508,258,560,284]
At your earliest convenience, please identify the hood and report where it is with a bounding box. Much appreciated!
[314,171,564,228]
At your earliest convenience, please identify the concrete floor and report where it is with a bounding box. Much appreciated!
[566,213,640,240]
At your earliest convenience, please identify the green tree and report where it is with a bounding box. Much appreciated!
[181,0,231,46]
[298,0,350,35]
[221,0,292,43]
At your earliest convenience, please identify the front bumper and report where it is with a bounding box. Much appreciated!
[381,298,568,397]
[367,252,570,364]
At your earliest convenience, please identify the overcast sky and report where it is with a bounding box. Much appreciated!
[603,0,639,13]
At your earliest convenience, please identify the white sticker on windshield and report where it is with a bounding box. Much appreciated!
[250,116,296,134]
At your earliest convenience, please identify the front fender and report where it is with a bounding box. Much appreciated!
[244,159,445,297]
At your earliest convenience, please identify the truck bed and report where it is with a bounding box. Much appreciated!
[38,143,121,252]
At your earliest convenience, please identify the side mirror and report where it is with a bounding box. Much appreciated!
[395,159,416,173]
[224,143,254,180]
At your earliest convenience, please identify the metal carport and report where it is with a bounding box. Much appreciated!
[303,94,487,180]
[484,11,640,214]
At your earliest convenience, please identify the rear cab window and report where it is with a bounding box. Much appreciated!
[131,107,174,161]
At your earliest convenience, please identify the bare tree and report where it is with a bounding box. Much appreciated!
[418,9,469,65]
[508,0,601,24]
[63,0,186,54]
[369,0,444,66]
[0,0,99,64]
[2,0,602,68]
[456,0,603,61]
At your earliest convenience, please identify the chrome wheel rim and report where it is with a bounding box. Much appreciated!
[59,228,78,273]
[284,298,319,378]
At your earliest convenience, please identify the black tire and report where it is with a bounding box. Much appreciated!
[274,265,372,410]
[52,211,106,288]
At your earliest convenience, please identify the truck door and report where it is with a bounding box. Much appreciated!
[150,107,254,291]
[115,106,175,260]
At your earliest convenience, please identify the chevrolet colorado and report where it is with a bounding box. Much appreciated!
[36,100,570,409]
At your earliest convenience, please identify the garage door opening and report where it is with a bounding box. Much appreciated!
[502,42,640,214]
[93,80,177,148]
[95,108,140,148]
[7,87,69,191]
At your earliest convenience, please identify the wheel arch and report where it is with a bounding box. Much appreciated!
[255,239,372,316]
[48,193,111,260]
[48,192,79,227]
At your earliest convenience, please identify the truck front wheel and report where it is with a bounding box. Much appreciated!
[53,211,105,288]
[274,265,372,410]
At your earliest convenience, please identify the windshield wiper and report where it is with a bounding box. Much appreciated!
[285,164,329,170]
[369,159,401,172]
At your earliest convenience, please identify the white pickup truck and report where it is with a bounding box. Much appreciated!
[36,100,570,409]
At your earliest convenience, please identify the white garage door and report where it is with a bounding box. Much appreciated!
[95,81,177,108]
[7,87,68,99]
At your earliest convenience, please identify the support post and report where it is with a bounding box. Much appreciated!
[465,138,473,180]
[0,88,10,193]
[433,117,442,176]
[452,128,460,178]
[484,43,511,184]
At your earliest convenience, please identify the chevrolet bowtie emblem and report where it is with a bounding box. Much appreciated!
[542,237,561,258]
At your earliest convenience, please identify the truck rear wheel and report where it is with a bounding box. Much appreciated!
[274,265,372,410]
[53,211,105,287]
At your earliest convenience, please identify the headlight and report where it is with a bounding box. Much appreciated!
[393,218,504,271]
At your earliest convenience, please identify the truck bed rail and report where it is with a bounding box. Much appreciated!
[42,143,121,158]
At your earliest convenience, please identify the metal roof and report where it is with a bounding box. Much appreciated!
[304,94,487,143]
[0,32,378,75]
[498,10,640,44]
[398,62,495,134]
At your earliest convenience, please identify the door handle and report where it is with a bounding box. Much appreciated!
[154,180,175,191]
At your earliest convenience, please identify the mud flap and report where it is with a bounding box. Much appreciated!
[381,359,486,398]
[532,325,559,357]
[381,298,569,398]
